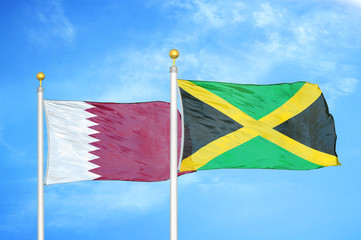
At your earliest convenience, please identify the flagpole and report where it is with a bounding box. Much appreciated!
[169,49,179,240]
[37,72,45,240]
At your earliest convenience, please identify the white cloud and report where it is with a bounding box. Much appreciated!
[321,78,359,107]
[338,78,358,93]
[179,171,301,225]
[178,173,202,186]
[0,126,26,158]
[50,1,360,107]
[27,0,75,45]
[93,48,171,103]
[192,0,245,27]
[293,26,316,45]
[245,3,361,94]
[165,0,246,28]
[333,0,361,7]
[0,180,169,231]
[177,49,267,84]
[167,1,360,92]
[45,181,168,228]
[0,195,37,234]
[253,2,283,28]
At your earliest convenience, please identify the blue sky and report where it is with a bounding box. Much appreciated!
[1,0,361,239]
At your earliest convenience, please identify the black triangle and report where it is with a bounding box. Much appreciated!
[274,94,337,156]
[180,89,243,160]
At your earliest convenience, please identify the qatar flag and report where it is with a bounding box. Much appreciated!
[44,100,185,185]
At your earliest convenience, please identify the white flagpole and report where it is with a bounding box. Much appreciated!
[37,72,45,240]
[169,49,179,240]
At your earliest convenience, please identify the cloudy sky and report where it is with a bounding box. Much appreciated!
[1,0,361,239]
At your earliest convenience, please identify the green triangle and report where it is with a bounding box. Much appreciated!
[191,81,305,120]
[199,136,322,170]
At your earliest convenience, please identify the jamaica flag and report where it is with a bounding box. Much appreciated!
[178,79,340,172]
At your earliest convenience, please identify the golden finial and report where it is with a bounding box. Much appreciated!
[169,49,179,66]
[36,72,45,87]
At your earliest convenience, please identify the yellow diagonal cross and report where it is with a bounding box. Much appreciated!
[178,80,339,172]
